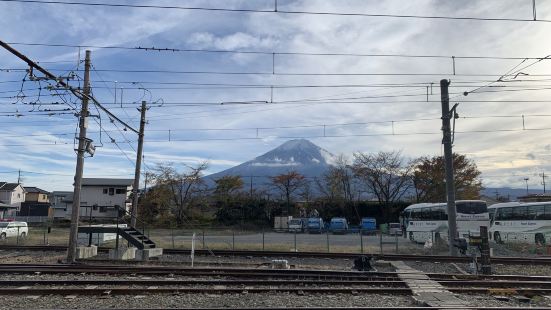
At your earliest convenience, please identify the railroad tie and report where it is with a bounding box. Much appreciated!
[391,261,469,308]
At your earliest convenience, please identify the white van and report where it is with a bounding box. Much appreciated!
[0,222,28,239]
[389,223,402,236]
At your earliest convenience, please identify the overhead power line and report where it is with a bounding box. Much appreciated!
[0,0,549,23]
[6,41,551,61]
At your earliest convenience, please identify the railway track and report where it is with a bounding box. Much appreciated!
[1,244,550,265]
[0,278,549,296]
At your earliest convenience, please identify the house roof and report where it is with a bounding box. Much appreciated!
[52,191,73,203]
[82,178,134,187]
[23,187,50,194]
[0,182,23,191]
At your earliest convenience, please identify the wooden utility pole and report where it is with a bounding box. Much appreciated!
[67,50,92,263]
[440,79,459,256]
[130,101,147,227]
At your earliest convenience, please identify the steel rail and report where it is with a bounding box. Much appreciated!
[2,278,551,289]
[0,279,407,287]
[0,287,413,295]
[2,245,550,265]
[0,285,550,295]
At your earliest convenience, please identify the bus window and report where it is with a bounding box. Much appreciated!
[456,201,487,214]
[512,206,528,220]
[421,208,430,220]
[497,207,512,220]
[529,205,544,220]
[411,209,420,220]
[543,205,551,220]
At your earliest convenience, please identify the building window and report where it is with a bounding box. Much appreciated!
[92,205,98,211]
[17,193,20,198]
[116,188,125,194]
[99,206,106,213]
[103,188,108,194]
[108,188,114,196]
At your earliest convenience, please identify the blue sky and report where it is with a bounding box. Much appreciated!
[2,0,551,191]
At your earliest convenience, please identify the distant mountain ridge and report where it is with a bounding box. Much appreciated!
[204,139,535,199]
[205,139,336,186]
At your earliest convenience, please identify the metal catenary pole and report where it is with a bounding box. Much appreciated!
[67,50,92,263]
[130,101,147,227]
[440,79,459,256]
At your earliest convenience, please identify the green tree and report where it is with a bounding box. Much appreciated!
[413,153,482,202]
[214,175,244,206]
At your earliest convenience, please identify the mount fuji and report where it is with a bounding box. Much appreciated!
[205,139,337,186]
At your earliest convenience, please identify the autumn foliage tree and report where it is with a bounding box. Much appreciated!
[412,153,482,202]
[270,171,307,215]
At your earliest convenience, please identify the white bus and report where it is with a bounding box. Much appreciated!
[401,200,489,244]
[488,201,551,245]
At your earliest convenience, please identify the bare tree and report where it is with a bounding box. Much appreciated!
[352,151,413,219]
[270,171,307,215]
[148,162,208,224]
[316,155,355,202]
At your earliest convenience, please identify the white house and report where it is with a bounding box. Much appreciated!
[68,178,134,220]
[0,182,26,208]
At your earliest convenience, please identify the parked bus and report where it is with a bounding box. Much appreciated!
[402,200,489,244]
[488,201,551,245]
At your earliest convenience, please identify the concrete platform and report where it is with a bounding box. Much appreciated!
[109,247,136,260]
[136,248,163,260]
[391,261,468,308]
[76,245,98,259]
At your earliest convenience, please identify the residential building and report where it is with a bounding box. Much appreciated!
[0,182,26,210]
[51,191,73,219]
[65,178,133,220]
[24,187,50,203]
[19,187,51,218]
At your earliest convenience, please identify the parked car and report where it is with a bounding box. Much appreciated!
[388,222,402,236]
[329,217,349,234]
[0,221,28,239]
[288,218,305,232]
[307,217,325,233]
[360,217,377,234]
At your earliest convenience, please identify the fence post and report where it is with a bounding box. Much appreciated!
[326,231,330,253]
[262,229,265,251]
[43,227,46,245]
[379,231,383,254]
[202,230,205,250]
[360,230,364,254]
[294,230,297,252]
[16,226,20,245]
[232,231,235,251]
[115,214,119,250]
[171,224,175,249]
[395,233,398,253]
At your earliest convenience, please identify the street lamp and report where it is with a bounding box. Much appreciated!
[524,177,530,196]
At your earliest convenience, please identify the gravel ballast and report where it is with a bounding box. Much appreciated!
[0,293,416,309]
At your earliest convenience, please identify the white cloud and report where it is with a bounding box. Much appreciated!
[2,0,551,190]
